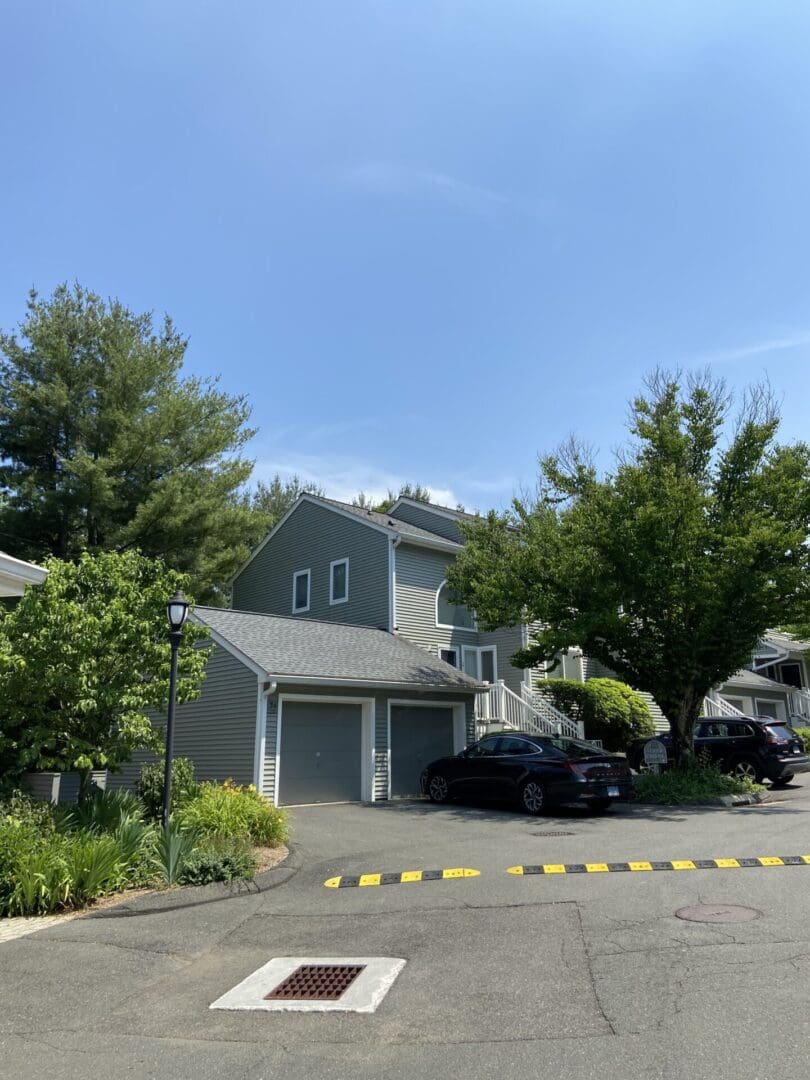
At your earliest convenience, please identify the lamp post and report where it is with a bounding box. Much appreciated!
[162,590,190,832]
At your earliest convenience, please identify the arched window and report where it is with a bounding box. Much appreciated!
[436,580,476,631]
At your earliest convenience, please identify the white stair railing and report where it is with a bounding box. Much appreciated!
[790,687,810,720]
[522,684,585,739]
[474,681,584,739]
[703,691,747,718]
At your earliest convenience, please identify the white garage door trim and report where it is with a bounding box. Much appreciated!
[273,695,375,805]
[385,699,467,799]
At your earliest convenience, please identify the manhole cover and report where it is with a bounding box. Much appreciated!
[531,831,576,837]
[265,964,366,1001]
[675,904,762,923]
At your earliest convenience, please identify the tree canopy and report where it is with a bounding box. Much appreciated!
[248,474,324,532]
[0,550,210,796]
[0,284,257,601]
[447,372,810,758]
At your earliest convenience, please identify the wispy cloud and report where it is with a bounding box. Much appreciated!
[697,331,810,365]
[253,451,458,509]
[345,160,546,218]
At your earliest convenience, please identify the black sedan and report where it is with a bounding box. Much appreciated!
[420,732,633,814]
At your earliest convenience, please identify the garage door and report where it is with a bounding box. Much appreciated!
[278,701,362,805]
[390,706,456,797]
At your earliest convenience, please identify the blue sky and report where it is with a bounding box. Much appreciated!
[2,2,809,510]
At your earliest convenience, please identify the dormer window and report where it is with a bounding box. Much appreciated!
[436,579,476,631]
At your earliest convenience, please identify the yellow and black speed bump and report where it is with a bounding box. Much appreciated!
[324,867,480,888]
[507,855,810,876]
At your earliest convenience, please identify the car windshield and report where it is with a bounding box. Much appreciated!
[537,737,608,759]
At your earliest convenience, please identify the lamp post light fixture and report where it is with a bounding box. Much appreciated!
[162,590,190,832]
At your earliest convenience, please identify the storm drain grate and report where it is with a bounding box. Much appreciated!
[265,964,366,1001]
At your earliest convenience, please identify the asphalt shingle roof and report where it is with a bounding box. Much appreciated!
[318,497,462,548]
[761,629,810,654]
[724,669,794,692]
[193,607,482,690]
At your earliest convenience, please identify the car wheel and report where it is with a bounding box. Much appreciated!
[730,758,763,784]
[520,779,546,816]
[771,773,794,787]
[427,773,450,803]
[590,798,612,813]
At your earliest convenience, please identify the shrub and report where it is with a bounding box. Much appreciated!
[634,759,763,804]
[178,837,257,886]
[153,822,198,886]
[54,789,144,834]
[177,780,288,846]
[793,727,810,754]
[536,678,655,751]
[135,758,201,821]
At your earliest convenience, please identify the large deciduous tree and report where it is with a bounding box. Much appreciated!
[447,373,810,761]
[0,550,210,798]
[0,283,256,600]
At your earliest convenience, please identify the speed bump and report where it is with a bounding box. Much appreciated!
[507,855,810,876]
[324,867,480,888]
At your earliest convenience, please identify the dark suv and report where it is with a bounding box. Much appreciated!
[627,717,810,785]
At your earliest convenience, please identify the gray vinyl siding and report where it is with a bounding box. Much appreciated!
[109,645,258,793]
[583,656,617,681]
[479,625,525,695]
[389,502,466,544]
[262,684,477,802]
[395,542,479,653]
[233,500,390,628]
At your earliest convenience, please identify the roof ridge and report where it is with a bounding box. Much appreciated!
[195,605,397,634]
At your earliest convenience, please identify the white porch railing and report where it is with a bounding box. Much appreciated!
[790,687,810,720]
[473,680,584,740]
[521,685,586,739]
[703,691,747,718]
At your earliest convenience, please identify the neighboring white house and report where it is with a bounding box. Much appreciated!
[0,551,48,597]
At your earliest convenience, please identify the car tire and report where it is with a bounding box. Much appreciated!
[729,758,764,784]
[770,773,795,787]
[427,773,450,804]
[520,779,547,816]
[590,798,613,813]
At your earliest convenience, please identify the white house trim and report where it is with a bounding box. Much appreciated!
[252,678,269,791]
[292,568,311,614]
[274,694,375,805]
[388,537,399,632]
[0,551,48,597]
[435,578,477,633]
[329,557,349,605]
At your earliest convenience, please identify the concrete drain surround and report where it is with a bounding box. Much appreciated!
[675,904,762,924]
[210,957,406,1013]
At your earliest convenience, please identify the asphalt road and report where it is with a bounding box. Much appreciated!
[3,785,810,1080]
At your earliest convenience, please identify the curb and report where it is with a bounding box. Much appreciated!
[82,844,302,919]
[633,792,772,808]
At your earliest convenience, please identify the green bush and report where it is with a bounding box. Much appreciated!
[634,760,763,804]
[536,677,655,751]
[177,780,288,846]
[793,728,810,754]
[178,837,257,886]
[135,758,201,821]
[54,789,144,834]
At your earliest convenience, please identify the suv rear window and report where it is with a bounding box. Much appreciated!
[764,724,793,741]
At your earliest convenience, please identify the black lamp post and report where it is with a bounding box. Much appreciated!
[162,590,190,832]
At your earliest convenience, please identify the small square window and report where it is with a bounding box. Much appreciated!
[440,647,459,668]
[330,559,349,604]
[293,569,310,613]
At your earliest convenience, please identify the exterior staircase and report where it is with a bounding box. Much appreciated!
[474,680,584,740]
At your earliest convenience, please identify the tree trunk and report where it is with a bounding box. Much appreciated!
[670,686,704,766]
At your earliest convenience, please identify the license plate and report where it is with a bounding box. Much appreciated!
[608,786,621,797]
[794,747,801,755]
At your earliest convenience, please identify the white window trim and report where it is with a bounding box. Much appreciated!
[292,568,310,614]
[461,644,497,683]
[435,578,477,633]
[329,557,349,605]
[754,698,783,720]
[438,645,459,668]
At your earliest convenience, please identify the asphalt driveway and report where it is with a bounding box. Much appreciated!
[3,788,810,1079]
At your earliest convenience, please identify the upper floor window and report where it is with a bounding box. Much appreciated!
[436,579,476,631]
[330,558,349,605]
[292,568,310,613]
